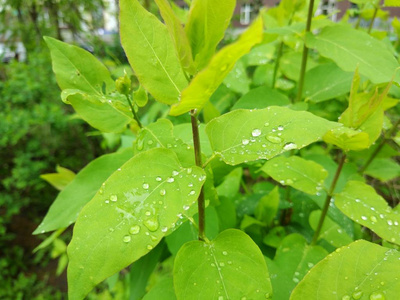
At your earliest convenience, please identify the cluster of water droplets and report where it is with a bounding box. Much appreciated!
[221,122,300,164]
[100,166,206,246]
[344,197,400,243]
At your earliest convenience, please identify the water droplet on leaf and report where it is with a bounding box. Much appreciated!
[129,225,140,235]
[143,216,159,232]
[267,136,282,144]
[252,129,262,137]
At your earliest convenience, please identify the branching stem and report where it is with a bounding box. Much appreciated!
[295,0,315,102]
[360,118,400,173]
[311,152,346,245]
[125,95,142,128]
[191,110,206,241]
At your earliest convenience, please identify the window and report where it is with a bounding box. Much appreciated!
[240,3,254,25]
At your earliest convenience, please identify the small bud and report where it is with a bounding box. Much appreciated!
[116,71,131,95]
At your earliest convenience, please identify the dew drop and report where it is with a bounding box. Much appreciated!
[172,170,179,176]
[369,292,385,300]
[147,140,154,145]
[199,175,206,181]
[183,205,190,211]
[159,189,166,196]
[341,295,351,300]
[370,216,377,223]
[352,290,363,299]
[286,179,294,185]
[264,122,270,126]
[129,225,140,235]
[267,136,282,144]
[387,220,393,226]
[361,216,367,221]
[143,183,149,189]
[222,251,228,255]
[110,194,118,202]
[136,138,144,151]
[156,176,162,182]
[283,142,298,150]
[123,235,131,243]
[143,216,159,232]
[188,190,196,196]
[105,200,110,204]
[167,177,174,183]
[252,129,262,137]
[161,226,168,233]
[147,245,153,250]
[277,125,284,131]
[218,296,224,300]
[242,139,250,145]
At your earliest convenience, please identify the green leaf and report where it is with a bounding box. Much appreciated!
[119,0,187,105]
[323,126,370,151]
[129,242,165,300]
[67,148,205,299]
[33,228,66,253]
[223,60,250,94]
[266,234,328,300]
[305,25,400,85]
[41,165,76,191]
[216,168,243,199]
[206,106,341,165]
[33,149,133,234]
[255,186,280,225]
[335,181,400,245]
[280,51,317,82]
[170,17,264,116]
[173,123,213,157]
[290,240,400,300]
[165,207,219,255]
[173,229,272,299]
[134,119,195,167]
[260,156,328,195]
[339,77,392,145]
[365,158,400,182]
[231,85,290,110]
[185,0,236,70]
[44,36,115,94]
[143,277,176,300]
[155,0,195,74]
[61,89,132,133]
[133,85,148,107]
[309,210,353,248]
[244,43,275,66]
[303,63,354,103]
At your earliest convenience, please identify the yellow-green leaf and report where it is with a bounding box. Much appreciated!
[155,0,195,74]
[323,127,370,151]
[170,17,263,116]
[185,0,236,70]
[120,0,187,105]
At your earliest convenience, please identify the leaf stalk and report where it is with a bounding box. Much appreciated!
[191,110,206,241]
[311,152,346,245]
[295,0,315,103]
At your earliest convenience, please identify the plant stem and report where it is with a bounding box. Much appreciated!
[311,152,347,245]
[367,6,378,34]
[295,0,315,103]
[191,110,206,241]
[272,41,284,89]
[272,12,295,90]
[125,95,142,128]
[360,118,400,173]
